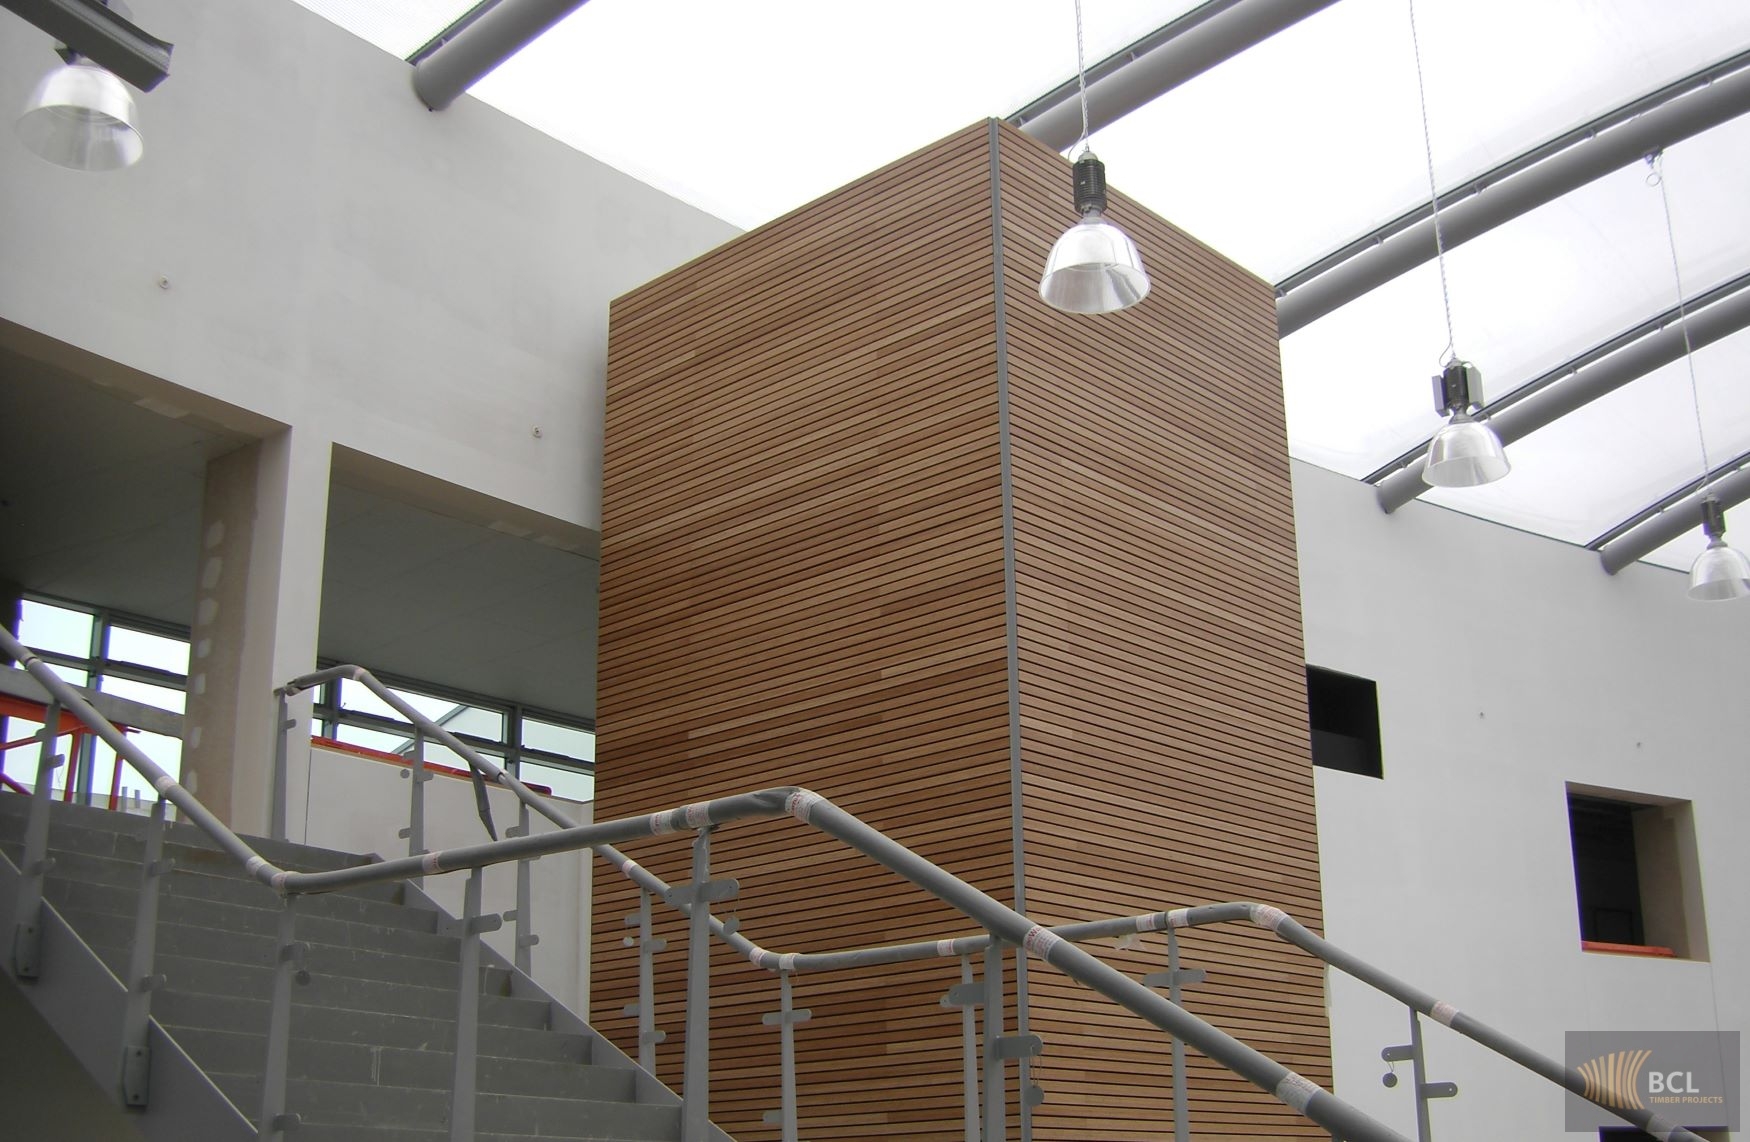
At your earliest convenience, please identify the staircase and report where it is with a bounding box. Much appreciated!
[0,794,689,1141]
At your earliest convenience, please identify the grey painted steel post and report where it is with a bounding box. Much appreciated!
[259,896,305,1141]
[682,827,714,1142]
[118,796,171,1107]
[1409,1010,1433,1142]
[400,728,431,886]
[983,941,1006,1142]
[450,867,488,1142]
[626,889,665,1072]
[1168,927,1190,1142]
[761,971,805,1142]
[270,690,292,842]
[512,801,538,975]
[11,704,61,979]
[960,956,981,1142]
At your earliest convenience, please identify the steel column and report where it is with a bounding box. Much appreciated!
[450,866,495,1142]
[118,796,171,1107]
[411,0,589,111]
[681,827,715,1142]
[982,941,1006,1142]
[258,896,306,1141]
[11,703,61,979]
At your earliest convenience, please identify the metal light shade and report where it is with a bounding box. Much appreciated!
[1040,211,1150,314]
[17,61,143,171]
[1423,412,1510,487]
[1687,536,1750,601]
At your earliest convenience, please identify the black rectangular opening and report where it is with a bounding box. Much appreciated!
[1305,665,1382,778]
[1569,795,1644,945]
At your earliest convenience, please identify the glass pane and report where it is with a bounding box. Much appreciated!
[339,679,459,725]
[98,676,187,715]
[17,599,93,658]
[471,0,1192,228]
[333,723,417,756]
[519,759,594,803]
[105,626,190,675]
[1094,0,1750,282]
[522,718,595,764]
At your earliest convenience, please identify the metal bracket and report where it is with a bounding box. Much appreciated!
[271,1112,302,1131]
[1023,1083,1046,1109]
[277,939,312,986]
[941,981,984,1008]
[467,913,503,936]
[121,1043,151,1106]
[13,918,41,979]
[666,877,739,907]
[1143,968,1207,989]
[762,1007,813,1027]
[995,1034,1044,1060]
[398,765,433,784]
[1422,1081,1459,1100]
[639,1029,668,1045]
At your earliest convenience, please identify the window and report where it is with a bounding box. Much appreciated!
[1305,665,1383,778]
[1601,1129,1728,1141]
[1567,786,1707,959]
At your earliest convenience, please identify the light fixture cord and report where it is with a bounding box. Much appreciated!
[1074,0,1090,155]
[1648,151,1715,497]
[1408,0,1457,368]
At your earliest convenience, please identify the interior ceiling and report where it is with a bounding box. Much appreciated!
[291,0,1750,575]
[0,345,597,719]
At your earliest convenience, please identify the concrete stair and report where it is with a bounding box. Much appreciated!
[0,795,686,1141]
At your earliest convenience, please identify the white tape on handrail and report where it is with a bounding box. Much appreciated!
[1273,1071,1319,1112]
[785,790,824,822]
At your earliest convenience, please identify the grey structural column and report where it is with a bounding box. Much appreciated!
[412,0,590,111]
[1276,64,1750,337]
[1011,0,1339,150]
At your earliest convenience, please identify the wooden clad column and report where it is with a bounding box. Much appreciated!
[594,120,1329,1142]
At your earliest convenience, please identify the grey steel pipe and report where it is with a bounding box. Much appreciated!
[411,0,588,111]
[1277,65,1750,337]
[1599,465,1750,573]
[1376,283,1750,512]
[1016,0,1337,151]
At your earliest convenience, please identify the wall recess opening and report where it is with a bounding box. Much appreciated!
[1306,665,1383,778]
[1566,784,1707,960]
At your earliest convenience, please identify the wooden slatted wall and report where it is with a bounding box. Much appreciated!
[594,122,1019,1142]
[596,118,1329,1142]
[996,123,1330,1139]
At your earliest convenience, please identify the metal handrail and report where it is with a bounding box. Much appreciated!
[280,663,1713,1142]
[0,640,1403,1142]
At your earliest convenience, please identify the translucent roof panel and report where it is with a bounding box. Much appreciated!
[1275,114,1750,479]
[1089,0,1750,283]
[289,0,483,59]
[1419,328,1750,547]
[470,0,1198,228]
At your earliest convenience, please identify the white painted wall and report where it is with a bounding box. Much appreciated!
[0,0,737,533]
[1295,460,1749,1140]
[285,743,594,1014]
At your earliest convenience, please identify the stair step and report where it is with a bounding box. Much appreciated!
[203,1046,632,1100]
[210,1077,681,1138]
[153,990,556,1046]
[59,908,469,987]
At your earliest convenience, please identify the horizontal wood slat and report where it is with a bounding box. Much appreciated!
[596,119,1328,1142]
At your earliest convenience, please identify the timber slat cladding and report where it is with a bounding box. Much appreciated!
[996,125,1330,1139]
[597,119,1329,1142]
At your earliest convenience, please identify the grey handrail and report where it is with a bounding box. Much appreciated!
[8,639,1404,1142]
[284,662,1706,1142]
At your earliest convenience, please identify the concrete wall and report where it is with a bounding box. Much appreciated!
[286,743,593,1014]
[0,0,737,533]
[1295,460,1749,1139]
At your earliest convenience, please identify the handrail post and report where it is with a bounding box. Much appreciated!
[11,703,63,979]
[399,729,431,888]
[957,955,981,1142]
[1168,926,1190,1142]
[270,689,292,842]
[508,801,539,975]
[982,940,1006,1142]
[258,896,306,1141]
[1382,1006,1456,1142]
[622,889,667,1072]
[118,797,172,1107]
[450,867,494,1142]
[681,826,715,1142]
[761,970,809,1142]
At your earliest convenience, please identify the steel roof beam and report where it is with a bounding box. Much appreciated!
[412,0,588,112]
[1010,0,1338,152]
[1276,59,1750,337]
[1374,278,1750,513]
[1,0,172,91]
[1597,459,1750,574]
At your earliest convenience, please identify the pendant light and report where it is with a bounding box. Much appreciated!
[1039,0,1150,314]
[1409,0,1508,488]
[17,56,143,171]
[1647,151,1750,601]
